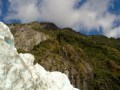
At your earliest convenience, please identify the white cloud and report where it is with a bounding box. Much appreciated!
[5,0,120,38]
[6,0,41,22]
[106,27,120,38]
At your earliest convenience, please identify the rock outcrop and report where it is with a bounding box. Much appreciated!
[9,24,49,51]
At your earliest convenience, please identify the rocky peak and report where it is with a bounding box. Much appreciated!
[40,22,59,30]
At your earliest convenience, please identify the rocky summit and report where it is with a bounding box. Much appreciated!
[8,22,120,90]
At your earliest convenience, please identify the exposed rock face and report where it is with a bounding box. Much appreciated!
[9,25,49,51]
[31,40,93,90]
[0,22,78,90]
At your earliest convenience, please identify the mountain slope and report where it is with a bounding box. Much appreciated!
[9,22,120,90]
[0,22,78,90]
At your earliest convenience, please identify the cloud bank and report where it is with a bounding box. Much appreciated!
[5,0,120,38]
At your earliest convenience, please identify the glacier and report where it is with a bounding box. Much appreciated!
[0,22,79,90]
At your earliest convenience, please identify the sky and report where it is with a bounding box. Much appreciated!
[0,0,120,38]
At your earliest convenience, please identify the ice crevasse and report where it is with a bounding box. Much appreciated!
[0,22,79,90]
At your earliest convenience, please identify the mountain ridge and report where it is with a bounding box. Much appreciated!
[9,22,120,90]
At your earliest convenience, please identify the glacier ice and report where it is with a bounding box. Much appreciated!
[0,22,79,90]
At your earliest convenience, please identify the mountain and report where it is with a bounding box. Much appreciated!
[0,22,78,90]
[8,22,120,90]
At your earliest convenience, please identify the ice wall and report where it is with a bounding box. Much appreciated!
[0,22,79,90]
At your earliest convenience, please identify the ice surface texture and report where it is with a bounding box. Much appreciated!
[0,22,79,90]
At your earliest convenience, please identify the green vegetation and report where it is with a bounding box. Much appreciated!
[10,22,120,90]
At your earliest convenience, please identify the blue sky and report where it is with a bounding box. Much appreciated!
[0,0,120,38]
